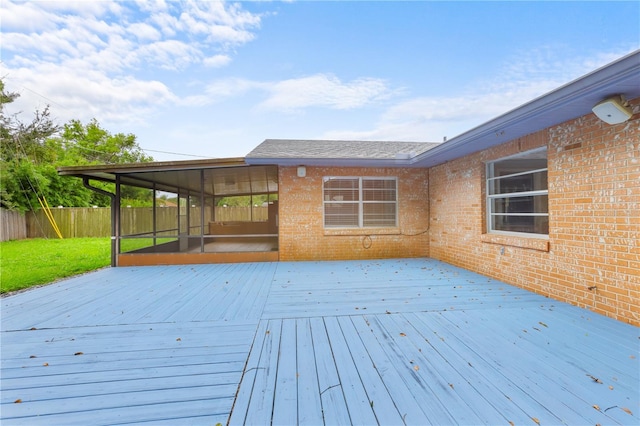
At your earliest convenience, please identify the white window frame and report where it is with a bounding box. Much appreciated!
[323,176,398,228]
[486,148,548,237]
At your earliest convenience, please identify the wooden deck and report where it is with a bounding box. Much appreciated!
[1,259,638,425]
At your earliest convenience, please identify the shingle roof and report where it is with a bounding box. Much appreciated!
[246,139,439,162]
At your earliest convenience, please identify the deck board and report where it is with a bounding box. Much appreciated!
[242,319,282,425]
[308,317,352,426]
[2,258,638,425]
[271,319,299,425]
[1,321,257,425]
[295,318,325,426]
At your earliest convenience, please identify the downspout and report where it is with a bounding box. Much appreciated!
[83,178,117,267]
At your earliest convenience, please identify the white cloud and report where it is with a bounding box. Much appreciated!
[127,22,162,42]
[136,40,202,71]
[0,1,57,32]
[2,63,177,125]
[201,74,396,112]
[260,74,393,112]
[322,46,640,143]
[35,1,123,17]
[0,0,264,127]
[205,77,261,98]
[203,54,233,68]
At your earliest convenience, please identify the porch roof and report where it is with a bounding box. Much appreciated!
[2,259,638,425]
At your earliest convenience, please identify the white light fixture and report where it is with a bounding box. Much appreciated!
[297,166,306,177]
[592,95,632,125]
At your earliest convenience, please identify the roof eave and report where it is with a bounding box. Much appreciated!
[58,157,247,178]
[245,157,422,168]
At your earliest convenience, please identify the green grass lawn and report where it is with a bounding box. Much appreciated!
[0,238,111,294]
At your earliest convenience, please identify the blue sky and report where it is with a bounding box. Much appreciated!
[1,1,638,161]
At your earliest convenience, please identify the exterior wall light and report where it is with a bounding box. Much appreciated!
[297,166,306,178]
[592,95,633,125]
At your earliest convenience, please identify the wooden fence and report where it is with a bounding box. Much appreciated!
[1,206,269,240]
[1,209,28,242]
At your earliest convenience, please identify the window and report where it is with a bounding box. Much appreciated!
[486,148,548,236]
[323,177,397,228]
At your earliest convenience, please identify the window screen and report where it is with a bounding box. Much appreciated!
[323,177,397,228]
[486,148,548,235]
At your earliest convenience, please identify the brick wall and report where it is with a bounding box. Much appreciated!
[429,98,639,326]
[278,166,430,261]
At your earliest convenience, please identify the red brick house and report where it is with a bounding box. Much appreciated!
[60,50,639,325]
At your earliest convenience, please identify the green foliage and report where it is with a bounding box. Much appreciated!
[0,79,154,212]
[0,238,111,293]
[57,119,153,165]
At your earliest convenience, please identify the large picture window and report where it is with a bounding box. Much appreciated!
[486,148,548,236]
[323,177,397,228]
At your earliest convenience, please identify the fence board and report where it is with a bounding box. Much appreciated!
[0,209,27,241]
[7,206,269,240]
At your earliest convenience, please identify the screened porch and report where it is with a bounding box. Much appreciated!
[58,160,279,266]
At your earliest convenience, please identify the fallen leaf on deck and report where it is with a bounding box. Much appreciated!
[593,404,600,411]
[586,374,603,384]
[43,363,49,366]
[399,332,406,337]
[30,327,37,330]
[176,338,181,341]
[74,352,83,356]
[448,383,454,389]
[509,422,514,426]
[621,407,633,415]
[609,385,614,390]
[266,330,270,335]
[14,399,22,403]
[538,321,548,328]
[29,355,37,359]
[531,417,540,425]
[413,365,420,371]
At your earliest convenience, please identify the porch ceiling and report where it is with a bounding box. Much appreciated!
[58,159,278,197]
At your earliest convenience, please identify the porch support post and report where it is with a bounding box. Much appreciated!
[82,177,118,267]
[200,170,205,252]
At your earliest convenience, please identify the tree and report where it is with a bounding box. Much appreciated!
[57,119,152,165]
[0,81,85,212]
[0,79,154,212]
[50,119,155,206]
